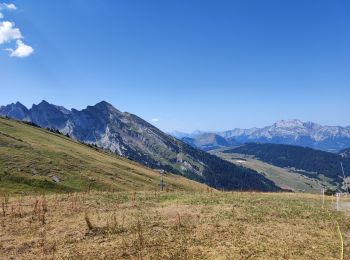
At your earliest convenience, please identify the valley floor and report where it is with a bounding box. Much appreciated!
[0,191,349,259]
[211,150,336,193]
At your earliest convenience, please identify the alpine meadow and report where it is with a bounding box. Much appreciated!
[1,1,350,259]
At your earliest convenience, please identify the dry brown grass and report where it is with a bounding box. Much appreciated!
[0,191,349,259]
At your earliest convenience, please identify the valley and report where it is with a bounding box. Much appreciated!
[211,149,335,193]
[211,143,350,193]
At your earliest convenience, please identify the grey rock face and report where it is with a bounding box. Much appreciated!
[0,102,29,120]
[30,100,71,129]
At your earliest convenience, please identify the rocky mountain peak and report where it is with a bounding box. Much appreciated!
[0,102,29,120]
[32,100,52,109]
[39,99,49,105]
[87,101,121,115]
[15,101,27,107]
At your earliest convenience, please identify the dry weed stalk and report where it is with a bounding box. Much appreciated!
[106,212,120,234]
[39,228,57,258]
[136,218,145,256]
[15,198,23,218]
[40,209,46,225]
[71,193,79,211]
[1,200,6,217]
[53,194,59,210]
[41,195,48,213]
[176,212,182,229]
[88,182,93,193]
[1,193,9,217]
[84,212,94,231]
[132,192,136,207]
[30,196,48,225]
[32,198,39,220]
[41,195,48,225]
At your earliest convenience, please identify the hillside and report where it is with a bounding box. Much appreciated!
[223,143,350,187]
[0,101,280,192]
[0,117,208,194]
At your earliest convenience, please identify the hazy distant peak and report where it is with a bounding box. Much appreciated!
[15,101,27,108]
[170,119,350,152]
[273,119,304,128]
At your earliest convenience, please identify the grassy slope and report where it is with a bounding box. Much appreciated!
[1,191,349,259]
[0,117,207,194]
[211,149,336,193]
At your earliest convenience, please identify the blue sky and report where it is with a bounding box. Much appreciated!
[1,0,350,132]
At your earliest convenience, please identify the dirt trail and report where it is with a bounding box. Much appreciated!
[339,202,350,212]
[340,199,350,210]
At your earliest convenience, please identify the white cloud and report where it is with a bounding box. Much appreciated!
[0,21,22,44]
[0,3,17,10]
[6,39,33,57]
[151,118,160,123]
[0,4,34,58]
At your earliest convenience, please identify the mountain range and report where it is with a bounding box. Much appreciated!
[171,119,350,152]
[0,101,280,191]
[181,133,240,151]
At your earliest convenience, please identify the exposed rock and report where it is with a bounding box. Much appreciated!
[52,175,60,183]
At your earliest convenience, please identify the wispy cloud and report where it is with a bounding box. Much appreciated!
[0,2,16,20]
[0,3,16,10]
[0,3,33,58]
[151,118,160,123]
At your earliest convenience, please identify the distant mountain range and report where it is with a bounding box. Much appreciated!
[181,133,240,151]
[171,119,350,152]
[0,101,280,191]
